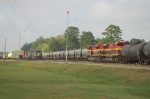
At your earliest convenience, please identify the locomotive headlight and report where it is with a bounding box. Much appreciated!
[37,53,40,56]
[37,52,41,56]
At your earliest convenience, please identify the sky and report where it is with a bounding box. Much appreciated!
[0,0,150,52]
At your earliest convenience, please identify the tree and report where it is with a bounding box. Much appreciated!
[130,38,145,45]
[30,36,45,50]
[48,35,66,52]
[102,24,123,42]
[97,37,112,44]
[64,26,80,50]
[21,43,32,51]
[79,31,96,48]
[0,51,3,54]
[36,43,50,52]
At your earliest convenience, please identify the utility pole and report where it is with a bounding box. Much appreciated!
[18,30,26,60]
[66,11,69,64]
[4,38,6,60]
[18,31,20,60]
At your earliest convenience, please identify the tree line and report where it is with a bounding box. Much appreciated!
[21,24,124,52]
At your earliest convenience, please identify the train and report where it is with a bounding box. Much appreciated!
[42,41,150,65]
[1,41,150,65]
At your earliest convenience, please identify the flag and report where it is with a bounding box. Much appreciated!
[67,11,69,15]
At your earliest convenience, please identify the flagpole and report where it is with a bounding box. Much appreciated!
[66,11,69,63]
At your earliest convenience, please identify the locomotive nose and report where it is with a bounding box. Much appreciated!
[37,53,42,56]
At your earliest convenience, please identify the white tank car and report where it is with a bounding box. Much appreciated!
[8,52,12,59]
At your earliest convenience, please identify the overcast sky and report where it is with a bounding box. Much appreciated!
[0,0,150,52]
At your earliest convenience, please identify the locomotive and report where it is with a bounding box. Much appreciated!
[25,50,42,59]
[86,41,130,62]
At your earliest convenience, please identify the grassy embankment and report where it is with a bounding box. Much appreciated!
[0,61,150,99]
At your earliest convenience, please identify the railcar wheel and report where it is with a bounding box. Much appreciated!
[146,60,150,65]
[139,60,142,64]
[122,59,125,64]
[96,57,99,63]
[123,59,126,64]
[115,57,119,63]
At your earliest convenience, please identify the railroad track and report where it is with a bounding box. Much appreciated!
[40,59,150,70]
[1,59,150,70]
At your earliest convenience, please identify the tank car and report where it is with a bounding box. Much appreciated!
[143,42,150,65]
[59,51,64,60]
[42,53,47,59]
[8,52,12,59]
[45,53,50,59]
[121,43,147,64]
[81,49,87,61]
[49,52,53,59]
[55,52,60,60]
[64,51,69,60]
[68,50,75,61]
[120,44,131,63]
[74,49,82,61]
[52,52,56,60]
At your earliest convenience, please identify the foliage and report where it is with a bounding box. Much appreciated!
[48,35,66,52]
[97,37,112,44]
[80,31,96,48]
[102,24,123,42]
[130,38,145,45]
[30,36,46,50]
[64,26,80,50]
[36,43,50,52]
[20,25,126,52]
[21,43,32,51]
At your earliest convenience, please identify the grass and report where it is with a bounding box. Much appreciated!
[0,61,150,99]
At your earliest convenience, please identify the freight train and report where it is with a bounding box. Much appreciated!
[42,41,150,65]
[1,41,150,65]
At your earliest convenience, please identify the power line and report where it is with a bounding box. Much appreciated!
[20,34,28,43]
[0,9,28,43]
[0,9,19,34]
[14,0,40,37]
[7,0,37,39]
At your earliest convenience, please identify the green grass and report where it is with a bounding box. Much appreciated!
[0,61,150,99]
